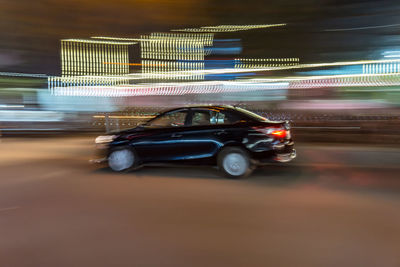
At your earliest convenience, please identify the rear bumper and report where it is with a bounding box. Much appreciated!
[251,140,296,165]
[274,149,297,163]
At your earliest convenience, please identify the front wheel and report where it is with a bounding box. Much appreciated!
[218,147,252,178]
[108,148,136,172]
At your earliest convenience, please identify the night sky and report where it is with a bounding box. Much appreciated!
[1,0,400,74]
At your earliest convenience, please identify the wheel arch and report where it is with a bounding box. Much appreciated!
[216,141,249,156]
[212,141,249,163]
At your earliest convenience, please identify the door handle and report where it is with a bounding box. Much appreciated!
[171,133,183,138]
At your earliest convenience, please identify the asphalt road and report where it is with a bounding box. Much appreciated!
[1,137,400,267]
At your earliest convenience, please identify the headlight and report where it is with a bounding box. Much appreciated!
[95,135,116,144]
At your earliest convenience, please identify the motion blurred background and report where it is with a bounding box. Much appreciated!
[2,2,400,267]
[1,0,400,143]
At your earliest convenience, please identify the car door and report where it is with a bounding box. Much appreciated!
[181,107,251,162]
[176,108,228,162]
[133,109,192,163]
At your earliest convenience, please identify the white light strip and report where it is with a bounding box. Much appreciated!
[250,72,400,82]
[0,105,25,108]
[50,81,289,97]
[0,72,47,78]
[172,24,286,32]
[62,39,136,45]
[48,63,400,84]
[92,36,142,42]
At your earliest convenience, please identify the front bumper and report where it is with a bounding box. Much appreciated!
[89,157,108,164]
[90,143,110,164]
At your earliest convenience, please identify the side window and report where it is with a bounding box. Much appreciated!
[190,109,248,126]
[215,110,245,125]
[147,111,187,127]
[191,110,212,126]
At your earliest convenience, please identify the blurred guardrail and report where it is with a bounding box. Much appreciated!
[1,105,399,145]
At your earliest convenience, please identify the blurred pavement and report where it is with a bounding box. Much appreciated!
[0,137,400,267]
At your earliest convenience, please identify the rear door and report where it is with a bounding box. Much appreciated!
[178,108,245,162]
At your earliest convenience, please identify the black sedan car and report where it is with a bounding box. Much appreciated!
[94,105,296,178]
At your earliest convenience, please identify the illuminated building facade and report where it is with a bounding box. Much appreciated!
[140,32,214,81]
[60,39,136,77]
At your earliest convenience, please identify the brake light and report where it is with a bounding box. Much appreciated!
[252,127,287,139]
[270,129,287,138]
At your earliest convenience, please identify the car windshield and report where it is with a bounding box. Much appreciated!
[234,107,268,122]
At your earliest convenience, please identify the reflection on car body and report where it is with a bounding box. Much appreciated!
[94,105,296,178]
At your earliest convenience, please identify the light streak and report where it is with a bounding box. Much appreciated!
[48,60,400,87]
[172,24,286,32]
[50,81,289,97]
[103,62,166,67]
[48,71,400,97]
[0,72,47,78]
[325,23,400,32]
[0,105,25,108]
[61,39,136,45]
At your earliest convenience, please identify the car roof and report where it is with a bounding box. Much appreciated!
[162,105,237,113]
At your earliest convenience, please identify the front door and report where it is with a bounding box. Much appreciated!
[135,109,191,163]
[177,108,226,162]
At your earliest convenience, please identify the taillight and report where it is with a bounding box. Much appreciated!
[252,127,288,139]
[270,129,287,138]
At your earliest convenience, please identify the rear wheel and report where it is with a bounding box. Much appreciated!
[108,148,136,172]
[218,147,252,178]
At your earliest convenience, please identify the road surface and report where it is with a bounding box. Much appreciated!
[1,137,400,267]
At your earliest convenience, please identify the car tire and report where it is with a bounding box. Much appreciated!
[108,147,137,172]
[218,147,252,178]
